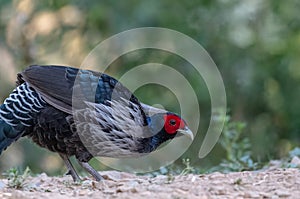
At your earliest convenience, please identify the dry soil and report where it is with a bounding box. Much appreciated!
[0,168,299,199]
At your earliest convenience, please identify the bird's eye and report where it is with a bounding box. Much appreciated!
[169,119,176,126]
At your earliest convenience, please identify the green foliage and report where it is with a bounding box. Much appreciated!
[289,147,300,157]
[147,158,197,177]
[233,178,242,185]
[0,0,299,173]
[210,115,260,172]
[147,158,196,184]
[180,158,195,175]
[287,147,300,169]
[166,173,175,184]
[3,167,31,189]
[269,147,300,169]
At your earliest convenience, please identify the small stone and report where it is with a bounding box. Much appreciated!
[103,189,116,194]
[116,186,138,193]
[208,172,224,180]
[100,171,136,181]
[78,190,87,196]
[3,193,12,197]
[191,176,196,182]
[141,191,152,196]
[87,191,94,196]
[72,190,77,196]
[60,191,66,195]
[247,191,261,198]
[0,181,5,190]
[147,184,161,191]
[152,175,168,184]
[81,180,93,188]
[275,190,290,197]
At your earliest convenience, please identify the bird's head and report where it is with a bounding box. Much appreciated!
[162,112,193,140]
[143,112,193,152]
[141,104,193,141]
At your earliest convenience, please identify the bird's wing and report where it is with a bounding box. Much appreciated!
[19,65,148,126]
[72,99,153,157]
[19,65,78,114]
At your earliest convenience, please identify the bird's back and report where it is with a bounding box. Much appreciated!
[0,65,147,159]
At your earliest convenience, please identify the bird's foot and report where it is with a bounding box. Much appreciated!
[65,169,71,176]
[78,161,104,181]
[59,153,81,182]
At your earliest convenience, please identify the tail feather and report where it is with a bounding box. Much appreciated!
[0,82,46,155]
[0,118,16,154]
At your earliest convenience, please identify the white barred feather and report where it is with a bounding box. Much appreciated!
[0,83,46,127]
[73,99,154,157]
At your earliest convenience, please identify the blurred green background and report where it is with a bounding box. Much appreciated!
[0,0,299,175]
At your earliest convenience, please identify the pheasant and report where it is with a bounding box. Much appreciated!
[0,65,193,181]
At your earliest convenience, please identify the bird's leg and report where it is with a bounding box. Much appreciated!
[59,153,81,182]
[77,160,104,181]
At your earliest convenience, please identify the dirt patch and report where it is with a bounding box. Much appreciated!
[0,168,299,199]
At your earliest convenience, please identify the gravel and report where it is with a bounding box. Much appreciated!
[0,168,299,199]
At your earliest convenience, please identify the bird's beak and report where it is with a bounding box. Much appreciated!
[177,127,194,140]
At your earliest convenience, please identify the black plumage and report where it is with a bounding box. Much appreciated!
[0,65,193,181]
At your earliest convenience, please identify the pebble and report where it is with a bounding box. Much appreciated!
[246,191,261,198]
[208,172,225,180]
[78,190,87,196]
[2,192,12,197]
[103,188,116,194]
[191,176,196,182]
[81,180,93,188]
[275,190,290,197]
[0,181,5,190]
[100,171,136,181]
[116,186,138,193]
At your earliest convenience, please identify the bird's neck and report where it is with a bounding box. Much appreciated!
[149,133,168,151]
[137,130,173,154]
[135,115,165,153]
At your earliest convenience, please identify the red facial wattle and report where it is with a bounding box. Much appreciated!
[164,114,185,134]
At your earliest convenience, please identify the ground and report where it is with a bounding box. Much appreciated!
[0,168,299,199]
